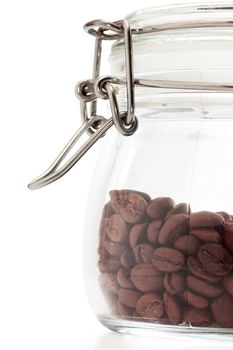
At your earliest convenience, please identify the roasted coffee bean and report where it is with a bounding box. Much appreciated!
[187,256,221,283]
[129,223,147,248]
[189,211,224,228]
[183,306,212,327]
[136,293,165,319]
[118,288,142,308]
[106,214,129,242]
[99,192,233,328]
[103,241,125,257]
[117,268,135,289]
[102,201,115,219]
[110,191,125,214]
[163,272,185,295]
[163,292,182,325]
[211,294,233,328]
[190,228,222,243]
[130,263,163,293]
[98,258,121,273]
[99,273,119,294]
[120,251,135,269]
[223,273,233,297]
[147,220,162,245]
[110,190,150,213]
[187,275,223,298]
[120,193,148,224]
[165,203,189,220]
[174,235,201,255]
[133,243,154,264]
[158,214,188,245]
[198,243,233,276]
[217,211,232,221]
[223,222,233,254]
[146,197,175,220]
[183,289,209,309]
[117,300,134,317]
[152,247,185,272]
[110,191,148,223]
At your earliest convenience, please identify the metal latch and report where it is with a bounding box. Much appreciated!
[28,16,233,190]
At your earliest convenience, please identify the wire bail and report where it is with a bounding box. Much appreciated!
[28,18,138,190]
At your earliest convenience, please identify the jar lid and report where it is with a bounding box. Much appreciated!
[110,2,233,84]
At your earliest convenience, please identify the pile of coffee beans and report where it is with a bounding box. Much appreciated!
[98,190,233,328]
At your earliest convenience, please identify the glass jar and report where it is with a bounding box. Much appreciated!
[28,1,233,341]
[83,3,233,339]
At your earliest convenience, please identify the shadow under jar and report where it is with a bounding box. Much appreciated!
[84,2,233,340]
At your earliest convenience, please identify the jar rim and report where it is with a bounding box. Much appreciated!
[112,2,233,52]
[126,2,233,26]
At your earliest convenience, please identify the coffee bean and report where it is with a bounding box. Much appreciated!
[146,197,175,220]
[133,243,154,264]
[174,235,201,255]
[190,228,222,243]
[106,214,129,242]
[99,191,233,328]
[98,258,121,273]
[190,211,224,228]
[103,241,125,257]
[187,256,221,283]
[118,289,142,308]
[129,223,147,248]
[158,214,188,245]
[211,294,233,328]
[184,289,209,309]
[223,222,233,254]
[147,220,162,245]
[120,251,135,269]
[198,243,233,276]
[187,275,223,298]
[163,292,182,325]
[136,293,165,319]
[183,306,212,326]
[110,190,150,213]
[130,263,163,293]
[110,191,148,224]
[165,203,189,220]
[120,194,148,224]
[117,268,135,289]
[217,211,232,221]
[152,247,185,272]
[223,273,233,297]
[163,272,185,295]
[98,245,109,260]
[102,201,115,219]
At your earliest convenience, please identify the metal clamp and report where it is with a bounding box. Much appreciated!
[28,18,138,189]
[28,13,233,190]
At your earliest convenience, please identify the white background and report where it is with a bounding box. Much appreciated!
[1,0,233,349]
